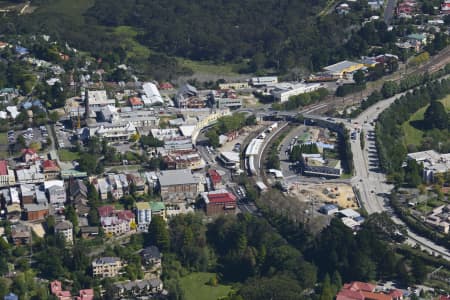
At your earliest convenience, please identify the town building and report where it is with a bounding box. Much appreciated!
[0,160,16,187]
[98,205,135,235]
[140,246,162,267]
[69,178,89,216]
[92,257,122,278]
[201,189,237,216]
[319,204,339,215]
[42,160,61,180]
[406,150,450,183]
[135,202,152,232]
[21,148,39,163]
[142,82,164,106]
[86,90,115,113]
[218,151,241,170]
[15,164,45,184]
[218,82,249,90]
[11,225,31,245]
[162,150,205,170]
[23,203,49,221]
[270,82,321,102]
[150,201,166,220]
[250,76,278,87]
[336,281,403,300]
[47,185,66,211]
[91,121,137,143]
[323,60,365,79]
[175,84,205,108]
[118,110,160,128]
[209,89,243,109]
[113,279,164,298]
[207,169,223,190]
[129,96,144,110]
[157,169,200,203]
[55,220,74,244]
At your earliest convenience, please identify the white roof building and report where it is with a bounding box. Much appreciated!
[407,150,450,182]
[86,90,115,112]
[142,82,164,106]
[270,82,321,103]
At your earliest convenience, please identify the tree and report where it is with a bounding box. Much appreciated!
[412,257,427,283]
[319,274,334,300]
[206,129,220,148]
[77,153,98,175]
[48,111,59,123]
[424,100,448,130]
[148,216,170,252]
[353,70,365,85]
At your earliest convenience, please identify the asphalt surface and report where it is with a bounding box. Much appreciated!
[384,0,397,25]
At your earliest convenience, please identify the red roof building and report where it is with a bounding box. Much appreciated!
[129,97,144,108]
[201,189,236,216]
[50,280,72,300]
[98,205,114,217]
[159,82,174,90]
[207,169,222,189]
[337,282,402,300]
[0,160,8,176]
[42,160,61,180]
[21,148,39,163]
[76,289,95,300]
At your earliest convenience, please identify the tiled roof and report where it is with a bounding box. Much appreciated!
[0,160,8,176]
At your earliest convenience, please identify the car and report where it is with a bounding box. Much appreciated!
[326,117,334,121]
[371,190,374,193]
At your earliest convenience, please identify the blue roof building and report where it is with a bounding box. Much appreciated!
[4,293,18,300]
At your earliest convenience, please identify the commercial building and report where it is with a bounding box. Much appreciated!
[323,60,365,78]
[23,203,49,221]
[218,82,249,90]
[142,82,164,106]
[319,204,339,215]
[209,90,243,109]
[218,151,240,170]
[92,257,122,278]
[150,201,166,220]
[270,82,321,103]
[92,121,137,143]
[163,150,205,170]
[0,160,16,187]
[86,90,115,113]
[250,76,278,87]
[136,202,152,232]
[201,189,237,216]
[406,150,450,183]
[175,84,204,108]
[157,169,199,203]
[47,185,66,210]
[118,110,160,128]
[42,160,60,180]
[15,165,45,184]
[55,220,73,244]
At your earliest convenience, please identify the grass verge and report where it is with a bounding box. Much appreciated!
[179,272,232,300]
[58,149,80,162]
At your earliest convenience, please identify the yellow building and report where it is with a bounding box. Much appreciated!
[323,60,365,78]
[218,82,249,90]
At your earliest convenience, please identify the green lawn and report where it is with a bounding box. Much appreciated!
[58,149,80,162]
[179,272,232,300]
[35,0,95,24]
[401,97,450,147]
[178,58,243,77]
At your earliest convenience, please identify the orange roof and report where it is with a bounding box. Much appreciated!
[344,281,376,292]
[129,97,143,106]
[42,160,60,171]
[361,291,392,300]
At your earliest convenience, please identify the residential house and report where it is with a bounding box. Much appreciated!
[201,189,237,216]
[127,173,147,195]
[42,160,60,180]
[55,220,73,244]
[140,246,162,268]
[11,225,31,245]
[150,202,166,220]
[69,178,89,216]
[20,184,36,205]
[23,203,49,221]
[136,202,152,232]
[336,281,403,300]
[97,178,110,201]
[47,185,66,211]
[158,169,199,203]
[50,280,72,300]
[98,205,135,235]
[80,226,99,239]
[76,289,94,300]
[129,96,144,110]
[92,257,122,278]
[0,160,16,187]
[113,279,163,298]
[21,148,39,163]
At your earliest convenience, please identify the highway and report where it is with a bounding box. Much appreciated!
[347,91,450,260]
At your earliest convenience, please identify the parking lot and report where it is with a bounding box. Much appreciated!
[8,126,48,148]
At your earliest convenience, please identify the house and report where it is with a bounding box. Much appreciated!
[98,205,135,235]
[201,189,237,216]
[80,226,99,239]
[47,185,66,210]
[97,178,110,200]
[0,160,16,187]
[158,169,199,203]
[21,148,39,163]
[76,289,94,300]
[92,257,122,278]
[127,173,147,195]
[207,169,223,190]
[336,281,403,300]
[69,178,89,216]
[50,280,72,300]
[20,184,36,204]
[129,96,144,110]
[23,203,49,221]
[136,202,152,232]
[11,225,31,245]
[55,220,73,244]
[150,201,166,219]
[42,160,61,180]
[140,246,162,267]
[406,33,427,46]
[114,279,164,298]
[4,293,18,300]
